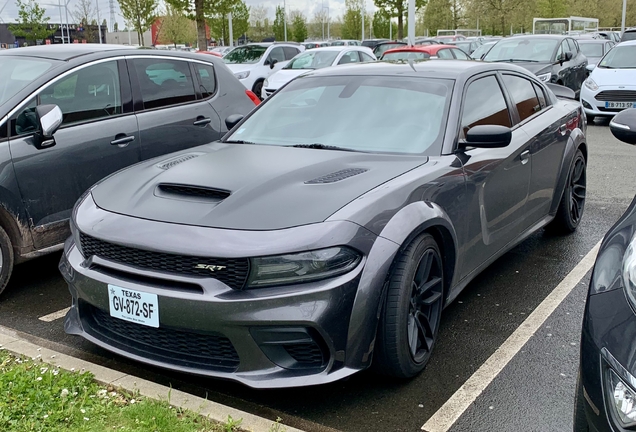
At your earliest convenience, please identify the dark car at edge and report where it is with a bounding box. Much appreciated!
[61,60,588,388]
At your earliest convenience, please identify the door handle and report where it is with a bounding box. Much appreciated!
[559,124,568,136]
[193,117,212,126]
[110,134,135,146]
[520,150,530,165]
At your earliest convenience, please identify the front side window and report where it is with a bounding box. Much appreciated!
[267,47,285,64]
[338,51,360,65]
[361,52,375,62]
[502,75,541,122]
[11,97,37,136]
[132,58,196,110]
[484,38,559,63]
[284,51,339,70]
[0,57,58,109]
[39,60,122,125]
[225,75,453,155]
[461,76,511,138]
[452,49,471,60]
[283,47,300,60]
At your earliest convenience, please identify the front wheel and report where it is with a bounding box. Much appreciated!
[374,233,445,378]
[252,80,264,101]
[0,226,14,297]
[547,149,586,234]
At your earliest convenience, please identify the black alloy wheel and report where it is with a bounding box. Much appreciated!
[548,149,586,234]
[375,233,445,378]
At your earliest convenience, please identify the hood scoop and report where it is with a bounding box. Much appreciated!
[305,168,368,184]
[156,184,231,202]
[156,153,205,170]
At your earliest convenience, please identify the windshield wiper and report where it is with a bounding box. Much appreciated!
[291,143,358,152]
[224,139,256,144]
[492,58,540,62]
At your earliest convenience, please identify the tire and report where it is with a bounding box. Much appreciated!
[374,233,445,378]
[252,80,264,101]
[547,149,586,235]
[0,226,14,297]
[573,373,590,432]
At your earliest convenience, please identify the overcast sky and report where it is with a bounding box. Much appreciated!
[0,0,367,27]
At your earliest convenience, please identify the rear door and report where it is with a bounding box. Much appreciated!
[8,59,140,249]
[130,56,222,160]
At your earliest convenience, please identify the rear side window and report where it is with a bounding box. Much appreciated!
[283,47,300,60]
[502,75,541,122]
[268,47,285,64]
[532,82,548,110]
[461,75,511,138]
[132,58,196,110]
[452,49,470,59]
[195,63,216,98]
[437,49,454,59]
[338,51,361,65]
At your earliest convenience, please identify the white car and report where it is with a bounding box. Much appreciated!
[261,46,376,99]
[580,40,636,123]
[331,40,361,46]
[224,43,304,97]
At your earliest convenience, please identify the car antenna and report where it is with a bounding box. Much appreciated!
[407,58,416,72]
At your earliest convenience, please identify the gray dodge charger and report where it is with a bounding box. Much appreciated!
[61,60,587,388]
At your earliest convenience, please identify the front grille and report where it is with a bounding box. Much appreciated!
[82,303,240,371]
[599,106,625,112]
[596,90,636,101]
[79,233,249,289]
[284,342,325,367]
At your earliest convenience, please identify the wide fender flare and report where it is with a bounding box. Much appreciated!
[550,128,587,215]
[344,201,459,369]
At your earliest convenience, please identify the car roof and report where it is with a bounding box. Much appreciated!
[307,46,364,52]
[301,59,533,80]
[576,39,607,44]
[618,40,636,46]
[503,34,567,41]
[383,44,458,55]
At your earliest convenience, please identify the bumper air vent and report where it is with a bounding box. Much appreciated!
[305,168,368,184]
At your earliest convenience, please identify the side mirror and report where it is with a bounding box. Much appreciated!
[565,51,573,61]
[269,59,278,69]
[34,104,62,149]
[610,109,636,144]
[225,114,244,130]
[586,63,595,72]
[462,125,512,149]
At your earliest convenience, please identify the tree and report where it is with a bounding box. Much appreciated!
[290,10,307,42]
[114,21,119,31]
[374,0,426,39]
[342,0,363,40]
[250,5,269,41]
[309,9,329,39]
[272,5,286,41]
[73,0,97,41]
[537,0,567,17]
[208,0,249,45]
[373,9,396,38]
[156,5,197,46]
[423,0,452,35]
[9,0,53,44]
[118,0,158,45]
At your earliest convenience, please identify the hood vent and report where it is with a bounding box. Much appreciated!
[156,153,204,170]
[157,184,231,201]
[305,168,368,184]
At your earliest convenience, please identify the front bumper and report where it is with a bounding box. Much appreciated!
[62,196,397,388]
[579,287,636,431]
[580,85,636,118]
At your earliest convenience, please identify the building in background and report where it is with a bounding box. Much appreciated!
[0,22,105,47]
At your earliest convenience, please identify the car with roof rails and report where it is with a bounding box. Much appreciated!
[223,42,305,98]
[61,59,587,388]
[0,44,258,296]
[483,34,588,95]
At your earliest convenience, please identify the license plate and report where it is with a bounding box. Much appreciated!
[605,101,636,109]
[108,285,159,328]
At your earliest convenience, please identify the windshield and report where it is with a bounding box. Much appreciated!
[471,43,494,59]
[622,31,636,41]
[223,45,267,64]
[382,51,431,61]
[0,56,57,107]
[374,43,406,56]
[484,38,559,62]
[225,75,452,155]
[579,43,604,57]
[454,42,471,52]
[284,51,340,69]
[599,45,636,68]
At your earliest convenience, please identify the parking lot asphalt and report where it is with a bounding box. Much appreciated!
[0,118,634,432]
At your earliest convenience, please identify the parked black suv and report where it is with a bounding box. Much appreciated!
[0,45,257,294]
[484,35,588,95]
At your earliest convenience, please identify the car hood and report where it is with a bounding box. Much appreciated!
[266,69,308,89]
[91,143,428,230]
[591,67,636,86]
[225,63,256,74]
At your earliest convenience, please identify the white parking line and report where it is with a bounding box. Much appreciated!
[38,307,71,322]
[422,240,602,432]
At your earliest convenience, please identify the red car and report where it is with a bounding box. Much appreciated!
[380,44,472,61]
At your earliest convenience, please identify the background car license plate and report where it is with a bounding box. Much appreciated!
[108,285,159,328]
[605,101,636,109]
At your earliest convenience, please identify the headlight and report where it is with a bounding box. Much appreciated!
[246,247,361,288]
[536,72,551,83]
[263,79,269,87]
[585,77,599,91]
[607,368,636,427]
[622,235,636,306]
[234,71,250,80]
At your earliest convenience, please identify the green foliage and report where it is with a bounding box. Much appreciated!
[157,6,197,46]
[9,0,53,44]
[373,0,427,39]
[118,0,158,45]
[291,11,308,42]
[372,9,397,38]
[342,0,363,40]
[536,0,567,17]
[272,5,286,41]
[250,5,271,41]
[208,0,249,45]
[423,0,452,35]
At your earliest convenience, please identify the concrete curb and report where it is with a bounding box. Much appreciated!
[0,325,305,432]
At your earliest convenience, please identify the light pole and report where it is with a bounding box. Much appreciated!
[408,0,414,45]
[622,0,627,33]
[96,0,102,43]
[228,13,233,47]
[283,0,287,41]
